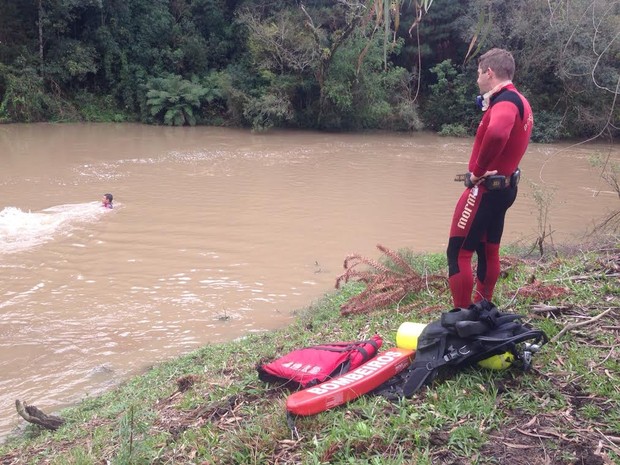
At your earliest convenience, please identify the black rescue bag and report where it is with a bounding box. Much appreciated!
[375,300,548,399]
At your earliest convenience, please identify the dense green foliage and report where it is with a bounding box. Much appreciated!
[0,0,617,140]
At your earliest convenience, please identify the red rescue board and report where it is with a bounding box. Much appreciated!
[286,347,414,416]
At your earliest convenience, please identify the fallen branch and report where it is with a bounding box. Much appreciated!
[515,428,555,440]
[531,303,571,313]
[545,272,620,282]
[15,399,65,431]
[551,307,615,343]
[594,346,616,368]
[595,428,620,455]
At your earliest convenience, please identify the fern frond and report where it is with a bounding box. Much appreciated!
[376,243,415,275]
[336,244,447,315]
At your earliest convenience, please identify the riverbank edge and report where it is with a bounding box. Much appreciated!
[0,242,619,464]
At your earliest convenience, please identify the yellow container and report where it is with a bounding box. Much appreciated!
[477,352,514,370]
[396,322,428,350]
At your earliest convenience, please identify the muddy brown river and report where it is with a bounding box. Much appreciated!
[0,123,617,439]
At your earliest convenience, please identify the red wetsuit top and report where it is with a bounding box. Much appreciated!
[469,83,533,178]
[446,83,533,308]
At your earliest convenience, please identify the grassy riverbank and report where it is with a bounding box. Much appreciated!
[1,241,619,465]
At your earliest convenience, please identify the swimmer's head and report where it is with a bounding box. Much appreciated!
[104,193,113,203]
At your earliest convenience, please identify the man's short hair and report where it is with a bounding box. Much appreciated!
[478,48,515,80]
[105,193,113,202]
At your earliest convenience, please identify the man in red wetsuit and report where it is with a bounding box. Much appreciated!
[447,48,533,308]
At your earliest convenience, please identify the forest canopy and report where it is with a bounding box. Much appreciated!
[0,0,617,142]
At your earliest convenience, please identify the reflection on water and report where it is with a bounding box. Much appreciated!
[0,123,617,440]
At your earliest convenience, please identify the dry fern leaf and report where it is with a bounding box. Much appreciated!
[336,244,446,315]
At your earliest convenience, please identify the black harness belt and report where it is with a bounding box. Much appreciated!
[454,168,521,190]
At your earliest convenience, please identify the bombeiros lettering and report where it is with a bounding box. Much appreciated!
[305,351,401,395]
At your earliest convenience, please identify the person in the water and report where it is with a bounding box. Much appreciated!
[102,193,114,209]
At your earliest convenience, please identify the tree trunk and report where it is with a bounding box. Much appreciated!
[38,0,43,61]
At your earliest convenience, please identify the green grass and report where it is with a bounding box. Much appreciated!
[0,244,618,464]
